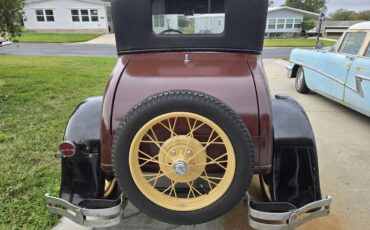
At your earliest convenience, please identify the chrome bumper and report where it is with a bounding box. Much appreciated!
[45,193,127,227]
[285,63,294,78]
[246,193,332,230]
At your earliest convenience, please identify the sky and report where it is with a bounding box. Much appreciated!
[272,0,370,13]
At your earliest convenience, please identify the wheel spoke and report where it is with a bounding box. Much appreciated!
[150,128,160,144]
[168,117,178,137]
[146,171,172,183]
[206,156,227,170]
[186,133,222,162]
[169,180,177,198]
[185,121,206,137]
[202,170,214,190]
[151,170,162,188]
[138,157,171,167]
[187,181,196,198]
[187,181,203,196]
[138,150,166,167]
[199,141,224,145]
[189,153,228,167]
[141,140,166,144]
[145,132,163,150]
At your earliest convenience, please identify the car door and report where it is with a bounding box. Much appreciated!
[344,34,370,116]
[308,33,365,100]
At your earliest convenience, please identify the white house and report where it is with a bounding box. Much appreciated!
[23,1,321,35]
[23,0,112,33]
[151,6,320,36]
[266,7,320,34]
[194,14,225,34]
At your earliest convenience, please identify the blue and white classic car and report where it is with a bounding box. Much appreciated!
[287,22,370,117]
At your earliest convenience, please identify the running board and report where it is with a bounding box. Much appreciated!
[246,193,332,230]
[45,193,127,227]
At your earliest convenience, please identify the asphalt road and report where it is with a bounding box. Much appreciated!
[0,43,294,58]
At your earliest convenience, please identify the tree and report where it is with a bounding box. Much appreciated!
[0,0,24,39]
[178,16,186,28]
[285,0,302,9]
[330,9,370,21]
[285,0,326,13]
[301,19,315,34]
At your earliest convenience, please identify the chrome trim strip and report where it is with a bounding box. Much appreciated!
[291,61,369,97]
[290,60,345,85]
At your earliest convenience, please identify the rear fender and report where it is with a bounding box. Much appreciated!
[60,96,104,205]
[264,95,322,207]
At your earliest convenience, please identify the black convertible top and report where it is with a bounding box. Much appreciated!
[111,0,268,54]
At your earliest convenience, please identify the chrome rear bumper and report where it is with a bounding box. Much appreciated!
[45,193,127,227]
[246,193,332,230]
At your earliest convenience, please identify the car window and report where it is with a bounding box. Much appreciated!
[338,32,367,55]
[365,43,370,57]
[152,0,225,35]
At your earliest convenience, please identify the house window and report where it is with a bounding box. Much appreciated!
[268,19,276,29]
[153,15,165,27]
[36,9,54,22]
[71,10,80,22]
[285,19,294,29]
[294,19,302,29]
[90,10,99,21]
[71,9,99,22]
[81,10,89,21]
[277,19,285,29]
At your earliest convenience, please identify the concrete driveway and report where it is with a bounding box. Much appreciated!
[54,59,370,230]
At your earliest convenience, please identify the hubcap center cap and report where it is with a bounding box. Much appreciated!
[173,160,188,175]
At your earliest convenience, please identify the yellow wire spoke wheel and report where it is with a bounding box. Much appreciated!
[112,90,254,225]
[129,112,236,211]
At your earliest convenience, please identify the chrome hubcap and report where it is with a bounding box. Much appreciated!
[173,160,188,176]
[297,70,303,88]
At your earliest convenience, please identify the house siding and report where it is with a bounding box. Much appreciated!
[266,9,304,33]
[24,0,109,33]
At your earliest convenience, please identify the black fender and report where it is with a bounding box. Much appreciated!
[59,96,104,205]
[262,95,322,208]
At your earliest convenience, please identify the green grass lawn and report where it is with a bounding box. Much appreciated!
[264,38,336,47]
[16,32,102,43]
[0,55,116,228]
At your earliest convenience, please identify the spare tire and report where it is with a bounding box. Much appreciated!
[112,90,254,225]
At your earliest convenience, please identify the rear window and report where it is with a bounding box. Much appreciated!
[152,0,225,35]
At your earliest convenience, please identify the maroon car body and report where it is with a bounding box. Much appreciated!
[101,52,273,174]
[45,0,331,228]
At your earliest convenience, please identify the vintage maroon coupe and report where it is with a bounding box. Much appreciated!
[45,0,331,229]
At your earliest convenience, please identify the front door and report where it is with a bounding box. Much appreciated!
[312,50,353,100]
[344,39,370,116]
[317,31,367,101]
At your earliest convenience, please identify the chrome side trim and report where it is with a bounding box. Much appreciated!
[45,193,126,227]
[290,60,345,85]
[291,61,370,97]
[246,193,332,230]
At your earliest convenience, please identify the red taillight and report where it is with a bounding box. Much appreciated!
[59,141,76,157]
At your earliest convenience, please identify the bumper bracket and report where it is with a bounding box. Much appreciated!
[246,193,332,230]
[45,193,127,227]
